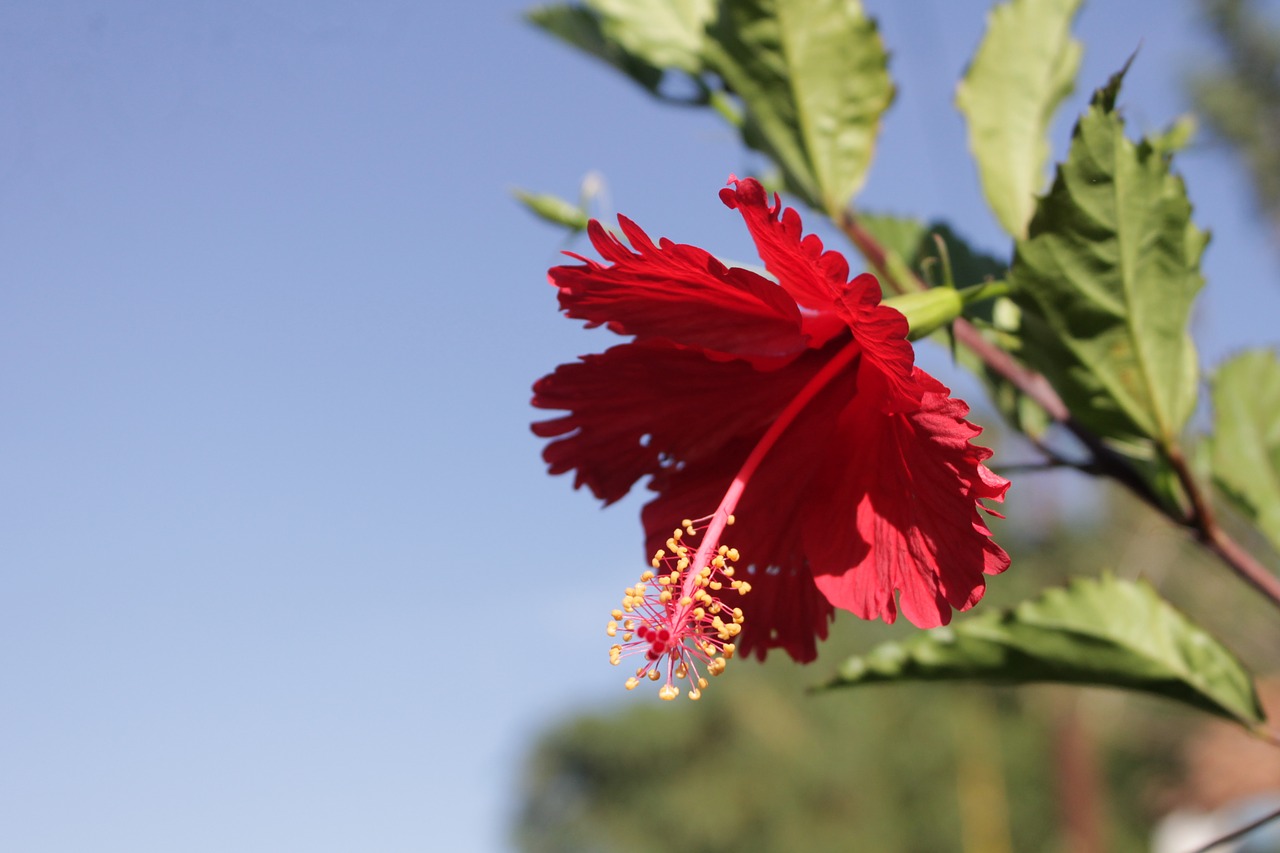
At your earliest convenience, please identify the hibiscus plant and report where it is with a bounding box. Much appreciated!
[520,0,1280,812]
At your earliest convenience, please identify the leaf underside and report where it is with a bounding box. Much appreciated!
[1210,349,1280,554]
[822,574,1265,728]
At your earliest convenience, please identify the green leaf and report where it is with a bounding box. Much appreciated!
[1150,113,1198,158]
[512,188,590,232]
[704,0,894,214]
[914,221,1007,289]
[527,4,670,97]
[1009,69,1207,452]
[822,575,1265,728]
[587,0,715,75]
[1210,349,1280,553]
[854,212,926,266]
[956,0,1082,238]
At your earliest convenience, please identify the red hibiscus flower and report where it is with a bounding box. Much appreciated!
[532,177,1008,697]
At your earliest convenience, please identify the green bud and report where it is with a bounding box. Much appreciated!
[884,279,1011,341]
[884,288,963,341]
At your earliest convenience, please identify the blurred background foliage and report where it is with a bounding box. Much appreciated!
[513,484,1280,852]
[513,1,1280,849]
[1192,0,1280,234]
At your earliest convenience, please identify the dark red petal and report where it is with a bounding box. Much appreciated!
[836,273,922,413]
[733,565,834,663]
[532,341,825,505]
[640,450,835,663]
[639,343,858,661]
[803,368,1010,628]
[549,217,811,365]
[719,178,849,346]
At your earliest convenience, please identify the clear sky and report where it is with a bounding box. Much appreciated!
[3,2,1279,851]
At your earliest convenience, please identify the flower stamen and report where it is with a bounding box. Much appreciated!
[608,514,747,700]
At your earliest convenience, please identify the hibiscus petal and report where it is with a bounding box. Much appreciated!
[639,343,858,661]
[836,274,921,413]
[550,218,811,365]
[804,368,1009,628]
[640,448,836,663]
[532,341,823,505]
[719,177,850,346]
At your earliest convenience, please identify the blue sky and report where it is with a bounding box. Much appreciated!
[2,2,1279,851]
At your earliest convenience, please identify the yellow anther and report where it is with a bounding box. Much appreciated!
[710,581,722,591]
[698,677,709,689]
[727,514,735,525]
[675,664,688,680]
[651,557,662,568]
[648,670,661,681]
[672,529,683,540]
[622,632,633,641]
[688,688,702,701]
[640,571,655,582]
[710,603,722,614]
[659,590,672,603]
[625,677,639,690]
[676,558,690,571]
[611,609,623,620]
[733,608,744,620]
[634,583,646,595]
[624,619,635,630]
[723,644,735,659]
[726,548,740,561]
[659,685,679,701]
[700,565,712,577]
[679,596,693,607]
[723,567,735,577]
[681,519,693,529]
[607,622,617,637]
[711,556,725,568]
[693,607,705,619]
[736,581,751,594]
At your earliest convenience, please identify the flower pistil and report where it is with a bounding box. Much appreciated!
[609,513,751,700]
